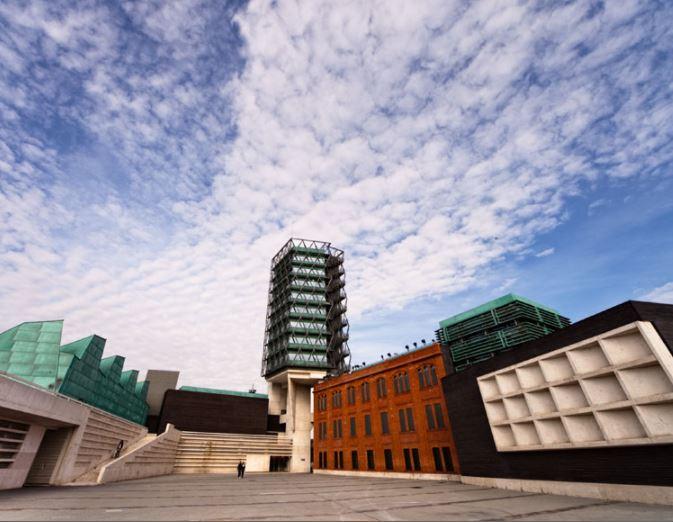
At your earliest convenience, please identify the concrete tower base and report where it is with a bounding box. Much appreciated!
[267,369,326,473]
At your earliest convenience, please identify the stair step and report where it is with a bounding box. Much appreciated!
[174,431,293,474]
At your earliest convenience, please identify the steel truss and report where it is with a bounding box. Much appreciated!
[262,238,351,377]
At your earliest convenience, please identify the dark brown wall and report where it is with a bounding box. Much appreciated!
[157,390,269,434]
[442,300,673,486]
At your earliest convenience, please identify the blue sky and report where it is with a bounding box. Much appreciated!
[1,0,672,391]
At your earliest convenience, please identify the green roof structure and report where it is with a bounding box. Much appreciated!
[0,321,149,424]
[0,320,63,389]
[180,386,268,399]
[261,238,351,377]
[436,294,571,371]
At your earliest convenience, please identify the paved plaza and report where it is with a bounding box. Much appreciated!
[1,473,672,521]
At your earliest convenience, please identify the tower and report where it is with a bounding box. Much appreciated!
[262,238,350,471]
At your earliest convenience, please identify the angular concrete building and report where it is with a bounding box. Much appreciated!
[0,321,149,424]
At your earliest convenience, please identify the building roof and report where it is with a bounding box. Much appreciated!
[438,293,564,329]
[179,386,268,399]
[316,342,441,390]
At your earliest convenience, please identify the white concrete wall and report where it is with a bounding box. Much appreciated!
[0,373,148,488]
[98,424,181,484]
[244,454,270,472]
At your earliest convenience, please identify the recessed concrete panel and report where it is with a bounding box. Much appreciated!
[477,322,673,451]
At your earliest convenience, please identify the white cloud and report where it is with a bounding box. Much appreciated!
[1,0,673,392]
[535,248,555,258]
[642,282,673,304]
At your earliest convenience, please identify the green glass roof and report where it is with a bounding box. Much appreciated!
[439,294,564,329]
[180,385,268,399]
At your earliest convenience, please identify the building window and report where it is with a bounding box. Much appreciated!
[403,448,412,471]
[398,409,407,432]
[425,404,436,430]
[394,372,410,394]
[399,408,415,432]
[351,450,359,470]
[434,404,446,429]
[332,419,342,438]
[419,365,439,389]
[424,403,446,431]
[366,450,375,470]
[364,414,372,436]
[332,390,342,408]
[319,422,328,440]
[323,451,328,469]
[384,449,394,471]
[412,448,421,471]
[318,394,327,411]
[376,377,387,398]
[361,381,370,402]
[406,408,415,432]
[347,386,356,405]
[334,451,338,469]
[339,451,344,469]
[380,411,390,435]
[319,452,323,469]
[349,416,356,437]
[442,447,453,472]
[432,447,443,471]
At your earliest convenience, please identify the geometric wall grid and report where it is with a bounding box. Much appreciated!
[477,321,673,451]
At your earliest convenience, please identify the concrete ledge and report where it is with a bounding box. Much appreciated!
[314,469,460,481]
[460,475,673,506]
[98,424,180,484]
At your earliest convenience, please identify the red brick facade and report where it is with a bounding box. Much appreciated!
[313,343,460,474]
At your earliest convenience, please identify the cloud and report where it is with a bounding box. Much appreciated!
[642,282,673,304]
[1,0,673,391]
[535,248,555,258]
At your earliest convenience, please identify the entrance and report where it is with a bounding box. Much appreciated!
[269,456,289,472]
[25,427,72,485]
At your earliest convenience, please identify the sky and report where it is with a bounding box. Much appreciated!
[1,0,672,393]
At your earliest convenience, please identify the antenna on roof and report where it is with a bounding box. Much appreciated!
[249,384,257,394]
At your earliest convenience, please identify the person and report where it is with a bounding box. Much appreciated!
[113,439,124,459]
[237,460,245,479]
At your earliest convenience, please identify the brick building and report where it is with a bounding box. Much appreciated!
[313,342,460,475]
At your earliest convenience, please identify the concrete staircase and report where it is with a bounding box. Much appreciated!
[173,431,292,474]
[69,434,157,485]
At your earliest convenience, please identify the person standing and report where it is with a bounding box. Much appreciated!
[237,461,245,479]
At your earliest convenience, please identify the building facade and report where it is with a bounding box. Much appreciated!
[313,342,460,475]
[156,386,270,434]
[441,300,673,487]
[0,321,149,424]
[261,238,351,377]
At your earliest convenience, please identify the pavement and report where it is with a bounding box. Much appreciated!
[1,473,672,521]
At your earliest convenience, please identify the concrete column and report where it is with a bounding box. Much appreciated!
[288,380,312,473]
[267,382,284,416]
[265,369,325,473]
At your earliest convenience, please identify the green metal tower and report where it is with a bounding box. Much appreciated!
[261,238,351,377]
